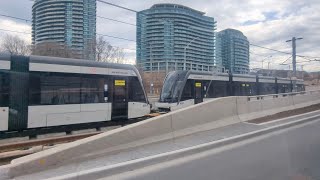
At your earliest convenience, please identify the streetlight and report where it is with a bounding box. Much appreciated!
[261,55,272,69]
[184,36,200,70]
[147,43,154,94]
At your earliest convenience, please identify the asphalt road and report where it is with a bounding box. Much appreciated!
[107,118,320,180]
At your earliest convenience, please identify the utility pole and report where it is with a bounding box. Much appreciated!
[301,65,304,79]
[286,37,303,91]
[184,37,199,70]
[149,43,154,95]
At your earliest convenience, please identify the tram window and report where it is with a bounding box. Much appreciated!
[29,73,81,105]
[206,81,227,98]
[233,82,241,96]
[0,72,9,107]
[260,83,276,95]
[81,77,104,104]
[249,83,258,95]
[129,77,146,102]
[181,79,193,101]
[29,72,41,105]
[104,84,109,102]
[201,81,210,98]
[215,81,228,98]
[278,84,288,93]
[233,82,253,96]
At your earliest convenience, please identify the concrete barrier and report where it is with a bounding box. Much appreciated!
[293,91,320,108]
[237,97,263,121]
[8,114,174,177]
[6,97,242,178]
[261,95,295,115]
[237,90,320,122]
[171,97,240,137]
[3,90,320,178]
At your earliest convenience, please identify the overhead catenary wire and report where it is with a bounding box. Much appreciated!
[96,0,139,13]
[250,43,291,55]
[0,13,137,43]
[0,28,136,51]
[0,27,136,43]
[280,56,292,65]
[249,51,270,57]
[251,43,320,60]
[97,16,136,26]
[2,5,320,61]
[0,14,31,23]
[96,33,136,42]
[0,28,31,34]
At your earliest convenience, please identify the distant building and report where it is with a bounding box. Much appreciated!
[137,3,217,72]
[32,0,96,60]
[216,29,249,74]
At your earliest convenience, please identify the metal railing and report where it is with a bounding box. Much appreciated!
[247,90,320,101]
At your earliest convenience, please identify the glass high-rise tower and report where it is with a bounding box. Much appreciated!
[216,29,250,74]
[32,0,96,60]
[137,4,217,72]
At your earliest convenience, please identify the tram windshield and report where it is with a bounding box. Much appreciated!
[160,71,188,103]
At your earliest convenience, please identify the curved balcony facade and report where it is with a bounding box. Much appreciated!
[216,29,250,74]
[137,3,217,72]
[32,0,96,60]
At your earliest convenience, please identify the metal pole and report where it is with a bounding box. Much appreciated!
[292,37,297,79]
[184,47,187,70]
[149,45,152,72]
[149,44,153,94]
[301,65,304,79]
[286,37,302,92]
[184,37,199,71]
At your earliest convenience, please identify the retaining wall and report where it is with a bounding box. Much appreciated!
[4,90,320,178]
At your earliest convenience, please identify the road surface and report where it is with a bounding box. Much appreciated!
[104,116,320,180]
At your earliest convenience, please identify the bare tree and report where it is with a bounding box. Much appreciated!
[32,42,78,59]
[96,36,112,62]
[95,36,126,64]
[1,34,31,55]
[110,47,125,64]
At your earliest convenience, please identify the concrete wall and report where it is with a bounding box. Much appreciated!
[5,90,320,178]
[237,91,320,122]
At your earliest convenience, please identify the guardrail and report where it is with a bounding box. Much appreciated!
[239,90,320,121]
[248,90,319,101]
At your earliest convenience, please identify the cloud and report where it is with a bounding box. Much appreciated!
[0,0,319,71]
[0,19,32,44]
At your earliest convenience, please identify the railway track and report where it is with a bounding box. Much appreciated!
[0,113,163,165]
[0,132,101,153]
[0,132,101,165]
[0,113,162,139]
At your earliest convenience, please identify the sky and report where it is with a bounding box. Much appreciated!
[0,0,319,72]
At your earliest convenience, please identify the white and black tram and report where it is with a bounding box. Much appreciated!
[156,71,305,111]
[0,54,150,133]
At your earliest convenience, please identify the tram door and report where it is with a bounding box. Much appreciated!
[112,78,128,120]
[194,81,203,104]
